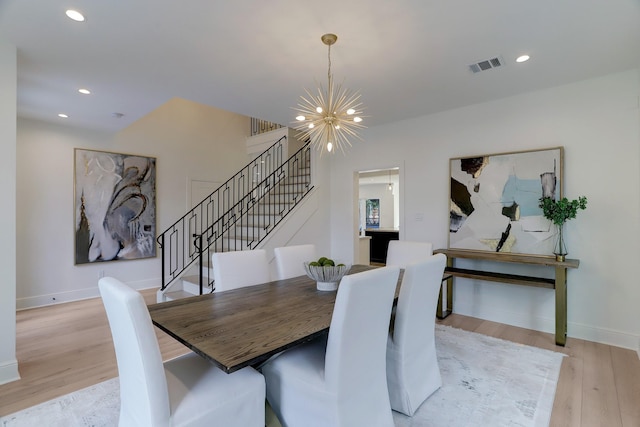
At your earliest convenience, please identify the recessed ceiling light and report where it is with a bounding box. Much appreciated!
[65,9,85,22]
[516,55,530,63]
[78,88,91,95]
[58,113,69,118]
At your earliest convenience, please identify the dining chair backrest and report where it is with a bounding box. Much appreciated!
[212,249,270,292]
[392,253,446,351]
[325,266,400,400]
[261,266,400,427]
[386,253,447,416]
[98,277,170,426]
[273,244,317,280]
[385,240,433,268]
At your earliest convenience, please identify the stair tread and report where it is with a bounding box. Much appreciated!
[182,275,202,283]
[245,211,284,215]
[164,290,197,300]
[279,176,310,181]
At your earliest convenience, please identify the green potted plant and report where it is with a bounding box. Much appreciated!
[538,195,587,261]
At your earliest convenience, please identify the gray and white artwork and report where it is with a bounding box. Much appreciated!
[449,147,562,256]
[75,149,156,264]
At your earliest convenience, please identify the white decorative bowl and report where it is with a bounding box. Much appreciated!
[303,262,351,291]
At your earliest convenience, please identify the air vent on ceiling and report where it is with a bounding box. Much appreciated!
[469,56,503,74]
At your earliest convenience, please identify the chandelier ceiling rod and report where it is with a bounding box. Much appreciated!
[322,33,336,82]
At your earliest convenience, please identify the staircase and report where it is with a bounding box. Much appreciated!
[157,135,313,301]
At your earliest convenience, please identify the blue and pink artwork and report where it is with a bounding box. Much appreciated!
[449,147,562,255]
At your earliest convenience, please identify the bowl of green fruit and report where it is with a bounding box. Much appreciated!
[303,257,351,291]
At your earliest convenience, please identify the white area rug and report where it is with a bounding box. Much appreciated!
[1,378,120,427]
[394,325,564,427]
[1,325,564,427]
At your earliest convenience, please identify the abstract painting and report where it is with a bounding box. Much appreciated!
[366,199,380,229]
[449,147,563,256]
[74,149,156,264]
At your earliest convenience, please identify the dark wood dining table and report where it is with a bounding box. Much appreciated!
[149,264,401,374]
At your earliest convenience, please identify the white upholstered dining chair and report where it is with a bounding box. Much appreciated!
[212,249,271,292]
[273,244,317,280]
[385,240,433,268]
[386,253,447,416]
[262,266,400,427]
[98,277,265,427]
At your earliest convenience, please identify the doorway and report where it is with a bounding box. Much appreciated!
[357,167,400,265]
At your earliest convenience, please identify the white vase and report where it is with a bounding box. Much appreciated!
[317,281,338,291]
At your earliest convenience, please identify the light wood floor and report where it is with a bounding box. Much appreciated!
[1,289,639,426]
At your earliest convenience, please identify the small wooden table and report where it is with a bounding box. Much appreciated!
[149,265,400,373]
[434,249,579,346]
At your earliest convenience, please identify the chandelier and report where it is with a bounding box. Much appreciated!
[293,33,365,154]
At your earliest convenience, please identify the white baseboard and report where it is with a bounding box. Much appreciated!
[0,359,20,385]
[568,321,640,352]
[454,301,640,352]
[16,278,160,310]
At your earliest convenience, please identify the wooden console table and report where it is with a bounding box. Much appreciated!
[434,248,579,346]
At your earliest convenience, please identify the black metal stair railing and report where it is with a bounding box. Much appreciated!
[157,136,312,293]
[250,117,284,136]
[193,143,312,294]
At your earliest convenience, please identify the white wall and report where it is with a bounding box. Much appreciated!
[331,69,640,350]
[0,36,19,384]
[10,63,639,360]
[16,98,252,308]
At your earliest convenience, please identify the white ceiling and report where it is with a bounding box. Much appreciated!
[1,1,639,133]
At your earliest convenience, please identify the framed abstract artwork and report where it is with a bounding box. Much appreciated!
[448,147,563,256]
[366,199,380,229]
[74,148,157,264]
